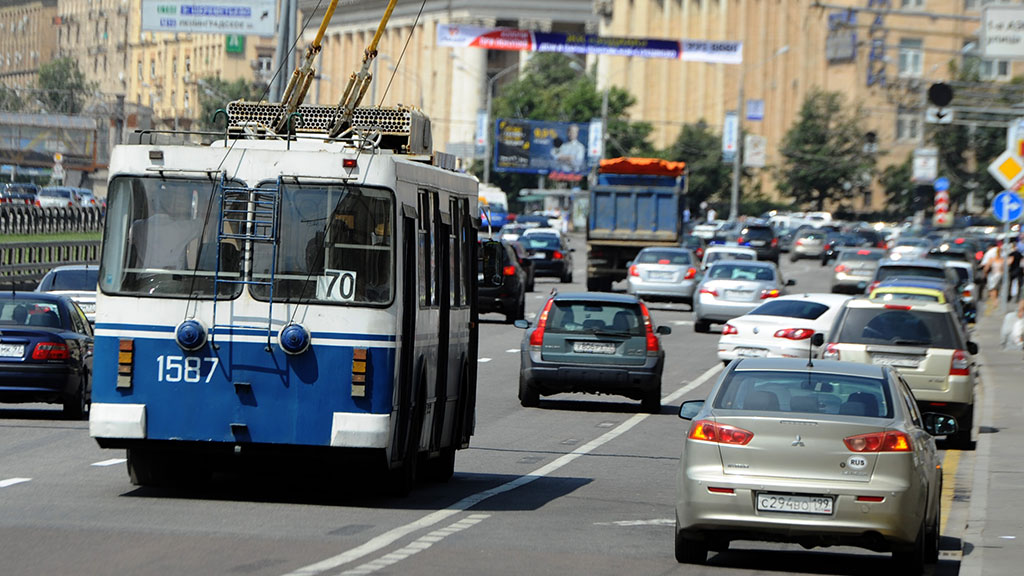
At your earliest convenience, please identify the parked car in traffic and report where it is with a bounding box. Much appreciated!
[36,186,83,208]
[507,240,535,292]
[693,260,795,333]
[822,298,978,447]
[0,292,94,419]
[829,248,887,294]
[521,228,574,283]
[0,183,38,205]
[788,228,829,261]
[35,264,99,324]
[477,239,528,324]
[514,292,671,412]
[680,234,707,261]
[675,356,956,572]
[625,247,701,306]
[700,245,756,271]
[717,293,852,363]
[736,223,779,263]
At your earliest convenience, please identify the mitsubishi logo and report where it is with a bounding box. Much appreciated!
[791,435,805,447]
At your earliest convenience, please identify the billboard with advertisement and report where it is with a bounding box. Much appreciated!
[494,119,591,180]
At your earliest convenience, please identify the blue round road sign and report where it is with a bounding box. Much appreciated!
[933,177,950,192]
[994,190,1023,223]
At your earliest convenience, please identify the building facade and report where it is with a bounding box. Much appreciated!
[0,0,59,89]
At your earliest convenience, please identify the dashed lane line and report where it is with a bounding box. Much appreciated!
[92,458,127,467]
[0,478,31,488]
[278,363,724,576]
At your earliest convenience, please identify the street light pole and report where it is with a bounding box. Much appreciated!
[483,63,522,185]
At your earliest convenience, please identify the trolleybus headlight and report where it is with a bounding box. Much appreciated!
[175,319,207,351]
[279,323,311,355]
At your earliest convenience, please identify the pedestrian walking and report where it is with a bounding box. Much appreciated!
[984,242,1005,315]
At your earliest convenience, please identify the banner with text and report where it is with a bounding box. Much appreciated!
[437,24,742,63]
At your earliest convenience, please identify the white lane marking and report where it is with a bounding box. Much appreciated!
[339,514,491,575]
[594,519,675,527]
[0,478,31,488]
[505,348,518,353]
[91,458,127,467]
[478,358,492,363]
[671,320,694,326]
[279,361,724,576]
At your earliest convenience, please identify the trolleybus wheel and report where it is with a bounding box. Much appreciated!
[127,448,164,486]
[388,376,425,495]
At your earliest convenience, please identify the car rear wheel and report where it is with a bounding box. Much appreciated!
[693,320,710,333]
[674,526,708,564]
[506,296,525,324]
[926,484,941,563]
[63,374,89,420]
[560,268,572,283]
[950,408,973,449]
[641,387,661,414]
[519,374,539,407]
[892,519,926,575]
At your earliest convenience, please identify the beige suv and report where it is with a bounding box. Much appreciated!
[822,298,978,448]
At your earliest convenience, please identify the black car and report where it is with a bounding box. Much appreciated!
[521,230,574,283]
[0,292,93,419]
[514,292,671,412]
[737,223,779,262]
[477,239,528,323]
[507,240,535,292]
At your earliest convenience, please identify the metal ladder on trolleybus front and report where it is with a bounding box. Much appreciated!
[211,175,281,349]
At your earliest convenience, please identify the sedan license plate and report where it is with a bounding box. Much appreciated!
[0,343,24,358]
[648,271,674,281]
[734,347,767,358]
[725,289,754,301]
[573,341,616,355]
[871,354,921,369]
[756,493,834,515]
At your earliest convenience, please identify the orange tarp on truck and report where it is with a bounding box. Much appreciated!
[598,157,686,177]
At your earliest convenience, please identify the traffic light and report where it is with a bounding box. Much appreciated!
[911,184,931,211]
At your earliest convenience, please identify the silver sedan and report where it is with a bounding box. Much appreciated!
[693,260,794,333]
[675,357,956,573]
[625,247,701,306]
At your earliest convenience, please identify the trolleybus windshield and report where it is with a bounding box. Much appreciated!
[100,176,244,298]
[250,182,395,305]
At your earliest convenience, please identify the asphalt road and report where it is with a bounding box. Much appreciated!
[0,237,974,576]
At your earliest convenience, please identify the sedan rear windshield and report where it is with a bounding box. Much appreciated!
[750,300,829,320]
[835,307,962,348]
[707,264,775,281]
[877,265,947,283]
[636,250,692,265]
[741,227,774,239]
[838,250,885,262]
[713,370,893,418]
[0,300,62,328]
[39,269,98,291]
[546,301,645,336]
[523,235,560,250]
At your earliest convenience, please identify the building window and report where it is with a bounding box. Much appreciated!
[150,59,155,79]
[185,56,191,73]
[980,59,1010,80]
[898,38,923,78]
[137,60,142,80]
[184,90,190,109]
[901,0,924,6]
[896,111,921,142]
[172,56,177,78]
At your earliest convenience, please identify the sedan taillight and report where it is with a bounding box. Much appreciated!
[774,328,814,340]
[759,289,780,299]
[722,324,738,335]
[688,420,754,445]
[950,349,969,376]
[700,288,718,297]
[629,265,639,277]
[844,431,912,452]
[552,251,564,260]
[834,264,848,273]
[639,302,660,354]
[529,299,555,348]
[683,267,697,280]
[503,265,517,276]
[32,342,69,360]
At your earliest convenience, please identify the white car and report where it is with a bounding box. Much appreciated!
[700,245,756,271]
[717,293,853,363]
[35,264,99,324]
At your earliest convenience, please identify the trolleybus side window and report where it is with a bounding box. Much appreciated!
[99,176,244,298]
[418,190,437,308]
[459,197,471,307]
[250,183,394,305]
[449,197,460,307]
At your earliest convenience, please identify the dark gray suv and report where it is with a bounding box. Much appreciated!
[737,224,779,262]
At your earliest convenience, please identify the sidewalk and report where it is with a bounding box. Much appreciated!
[960,303,1024,576]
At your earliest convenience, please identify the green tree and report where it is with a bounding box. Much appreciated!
[0,85,22,112]
[660,120,731,217]
[777,89,875,211]
[482,53,654,196]
[197,76,265,130]
[879,154,915,215]
[36,57,93,114]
